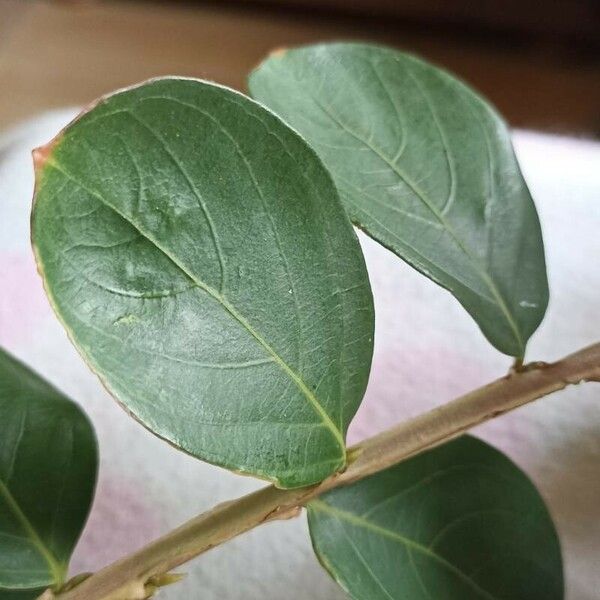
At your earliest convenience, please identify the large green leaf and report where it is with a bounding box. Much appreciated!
[307,436,562,600]
[249,43,549,357]
[0,348,97,594]
[31,78,374,489]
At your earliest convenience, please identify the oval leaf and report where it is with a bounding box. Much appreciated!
[249,43,549,357]
[31,78,374,489]
[308,436,563,600]
[0,348,97,593]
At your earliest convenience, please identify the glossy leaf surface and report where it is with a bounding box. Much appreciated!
[0,348,97,593]
[31,78,374,488]
[250,43,549,357]
[308,436,563,600]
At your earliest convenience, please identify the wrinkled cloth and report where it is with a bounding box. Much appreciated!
[1,110,598,599]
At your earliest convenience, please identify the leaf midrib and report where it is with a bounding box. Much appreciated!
[307,91,524,356]
[43,158,345,455]
[0,478,64,586]
[310,500,498,600]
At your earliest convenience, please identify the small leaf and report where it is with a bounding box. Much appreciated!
[249,43,549,357]
[0,348,97,594]
[31,78,374,488]
[308,436,563,600]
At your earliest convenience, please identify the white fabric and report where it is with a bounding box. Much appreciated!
[1,110,598,599]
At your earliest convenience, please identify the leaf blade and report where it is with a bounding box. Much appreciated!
[0,348,97,592]
[31,78,374,488]
[249,43,549,357]
[307,436,563,600]
[0,588,46,600]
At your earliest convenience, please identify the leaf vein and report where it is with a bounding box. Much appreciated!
[45,159,345,456]
[311,500,498,600]
[309,94,524,354]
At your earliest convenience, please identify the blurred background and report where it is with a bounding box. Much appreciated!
[0,0,599,136]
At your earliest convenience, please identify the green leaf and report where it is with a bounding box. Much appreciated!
[31,78,374,489]
[0,588,44,600]
[307,436,563,600]
[249,43,549,357]
[0,348,97,593]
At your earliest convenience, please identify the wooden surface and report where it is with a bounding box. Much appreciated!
[0,0,598,135]
[235,0,600,41]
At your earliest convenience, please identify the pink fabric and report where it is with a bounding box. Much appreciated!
[1,253,50,346]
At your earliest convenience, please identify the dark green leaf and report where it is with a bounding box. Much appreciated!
[31,78,374,488]
[0,588,44,600]
[308,436,563,600]
[249,43,549,357]
[0,348,97,593]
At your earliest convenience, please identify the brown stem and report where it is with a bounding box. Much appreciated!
[52,343,600,600]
